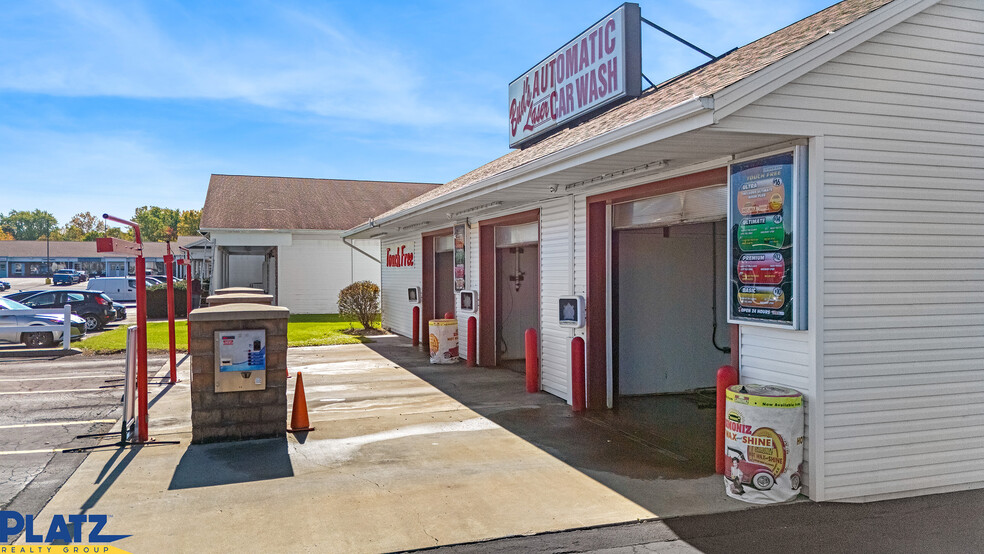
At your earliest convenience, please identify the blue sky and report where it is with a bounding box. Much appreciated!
[0,0,834,225]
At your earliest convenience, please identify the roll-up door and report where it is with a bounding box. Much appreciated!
[612,185,727,230]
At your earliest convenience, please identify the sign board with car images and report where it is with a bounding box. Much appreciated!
[727,147,807,330]
[453,223,467,292]
[214,329,267,393]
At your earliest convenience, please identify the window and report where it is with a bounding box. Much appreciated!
[24,292,57,306]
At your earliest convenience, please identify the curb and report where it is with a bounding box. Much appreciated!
[0,348,84,358]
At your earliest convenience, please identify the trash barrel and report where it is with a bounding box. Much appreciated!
[428,319,459,364]
[723,384,804,504]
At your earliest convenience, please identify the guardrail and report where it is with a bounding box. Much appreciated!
[5,304,73,350]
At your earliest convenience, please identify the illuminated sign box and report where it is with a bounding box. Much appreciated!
[508,3,641,149]
[727,146,808,330]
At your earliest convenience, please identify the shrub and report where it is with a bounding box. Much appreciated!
[338,281,380,329]
[146,281,189,318]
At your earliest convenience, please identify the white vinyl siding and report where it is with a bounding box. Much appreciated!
[739,326,813,497]
[277,234,381,314]
[540,197,574,400]
[726,0,984,502]
[380,237,422,338]
[455,222,480,359]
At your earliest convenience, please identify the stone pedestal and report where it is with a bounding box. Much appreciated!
[207,293,274,307]
[215,287,266,295]
[189,303,290,444]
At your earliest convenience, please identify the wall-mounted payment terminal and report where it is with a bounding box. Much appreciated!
[459,290,478,313]
[558,296,585,328]
[214,329,267,393]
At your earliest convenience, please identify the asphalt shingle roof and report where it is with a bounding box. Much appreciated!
[200,175,440,231]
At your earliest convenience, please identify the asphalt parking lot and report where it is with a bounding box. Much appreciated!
[0,353,166,518]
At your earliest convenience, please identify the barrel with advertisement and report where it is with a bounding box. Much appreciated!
[428,319,459,364]
[724,384,804,504]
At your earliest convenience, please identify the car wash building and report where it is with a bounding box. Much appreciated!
[344,0,983,503]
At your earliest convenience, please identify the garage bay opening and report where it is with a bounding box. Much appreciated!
[494,222,539,372]
[606,186,732,474]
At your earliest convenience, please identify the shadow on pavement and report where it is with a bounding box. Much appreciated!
[168,437,293,490]
[80,446,144,514]
[362,336,721,516]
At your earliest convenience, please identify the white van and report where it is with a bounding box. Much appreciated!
[87,277,138,302]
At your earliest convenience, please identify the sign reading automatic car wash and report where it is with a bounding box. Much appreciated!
[508,3,641,148]
[728,147,807,329]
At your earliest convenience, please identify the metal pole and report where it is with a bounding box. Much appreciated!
[165,243,177,384]
[103,213,148,443]
[135,255,148,442]
[179,248,192,351]
[62,304,71,350]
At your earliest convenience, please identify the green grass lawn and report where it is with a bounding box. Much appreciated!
[80,314,381,354]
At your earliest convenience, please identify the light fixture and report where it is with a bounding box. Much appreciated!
[550,159,670,193]
[446,201,504,220]
[396,221,431,232]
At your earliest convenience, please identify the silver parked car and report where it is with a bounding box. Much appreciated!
[0,298,86,348]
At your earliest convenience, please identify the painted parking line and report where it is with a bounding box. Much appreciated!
[0,388,110,395]
[0,448,63,456]
[0,419,116,430]
[0,374,121,382]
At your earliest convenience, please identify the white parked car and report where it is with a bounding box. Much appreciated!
[0,298,86,348]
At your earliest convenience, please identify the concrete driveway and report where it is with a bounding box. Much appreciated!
[25,337,751,552]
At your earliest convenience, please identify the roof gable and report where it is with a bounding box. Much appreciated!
[200,175,440,231]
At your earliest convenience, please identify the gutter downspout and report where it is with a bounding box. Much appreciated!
[342,236,380,264]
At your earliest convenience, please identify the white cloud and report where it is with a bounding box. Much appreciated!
[0,1,501,131]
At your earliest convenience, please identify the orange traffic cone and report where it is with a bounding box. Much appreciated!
[286,366,292,379]
[288,371,315,433]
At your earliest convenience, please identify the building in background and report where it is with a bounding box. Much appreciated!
[199,175,438,313]
[0,236,202,279]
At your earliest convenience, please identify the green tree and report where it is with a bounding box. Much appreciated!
[1,210,57,240]
[177,209,202,236]
[62,211,100,241]
[132,206,181,241]
[90,219,132,241]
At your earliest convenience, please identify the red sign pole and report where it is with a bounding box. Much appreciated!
[100,214,149,443]
[165,242,177,384]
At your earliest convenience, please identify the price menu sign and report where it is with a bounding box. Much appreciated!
[728,148,807,329]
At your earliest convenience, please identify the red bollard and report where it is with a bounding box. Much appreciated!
[412,306,420,347]
[467,316,477,367]
[444,311,454,319]
[571,337,586,412]
[716,365,739,474]
[525,328,538,393]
